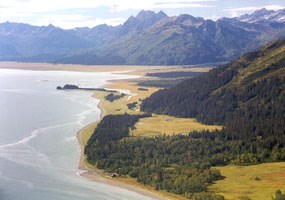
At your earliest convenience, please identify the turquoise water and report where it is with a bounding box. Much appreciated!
[0,69,153,200]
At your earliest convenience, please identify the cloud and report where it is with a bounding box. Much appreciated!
[0,0,127,27]
[0,0,216,13]
[154,0,217,6]
[153,2,215,9]
[226,4,285,17]
[0,0,218,28]
[32,15,126,29]
[105,0,218,12]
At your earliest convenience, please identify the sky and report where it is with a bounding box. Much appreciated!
[0,0,285,29]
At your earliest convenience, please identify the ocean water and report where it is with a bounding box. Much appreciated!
[0,69,153,200]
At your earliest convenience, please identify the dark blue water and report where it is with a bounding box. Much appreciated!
[0,69,153,200]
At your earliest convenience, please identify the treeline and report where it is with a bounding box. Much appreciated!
[85,113,151,162]
[189,130,285,164]
[85,115,225,198]
[84,111,285,199]
[141,61,239,123]
[85,121,285,199]
[141,40,285,139]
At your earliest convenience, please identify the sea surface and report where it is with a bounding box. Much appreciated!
[0,69,152,200]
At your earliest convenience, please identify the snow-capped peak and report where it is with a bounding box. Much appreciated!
[238,8,285,23]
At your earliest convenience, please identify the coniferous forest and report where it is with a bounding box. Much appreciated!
[85,40,285,199]
[141,39,285,137]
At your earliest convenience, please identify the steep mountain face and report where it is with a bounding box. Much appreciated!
[70,10,168,48]
[119,10,168,35]
[1,9,285,65]
[58,9,285,65]
[141,39,285,137]
[93,16,254,65]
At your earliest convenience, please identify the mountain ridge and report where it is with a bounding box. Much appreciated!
[1,8,285,65]
[238,8,285,23]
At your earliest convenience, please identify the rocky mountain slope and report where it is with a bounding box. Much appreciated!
[1,9,285,65]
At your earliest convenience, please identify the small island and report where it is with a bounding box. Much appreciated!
[57,84,79,90]
[56,84,117,92]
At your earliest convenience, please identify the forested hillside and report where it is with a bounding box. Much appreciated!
[141,39,285,138]
[85,40,285,199]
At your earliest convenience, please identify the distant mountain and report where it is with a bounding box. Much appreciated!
[93,15,278,65]
[238,8,285,23]
[69,10,168,48]
[1,9,285,65]
[119,10,168,35]
[0,22,90,60]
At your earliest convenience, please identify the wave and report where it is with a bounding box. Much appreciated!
[0,122,76,149]
[0,122,78,168]
[76,108,99,126]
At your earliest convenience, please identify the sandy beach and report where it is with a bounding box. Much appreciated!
[77,123,167,200]
[76,91,169,200]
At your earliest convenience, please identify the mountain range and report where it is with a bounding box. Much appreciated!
[1,8,285,65]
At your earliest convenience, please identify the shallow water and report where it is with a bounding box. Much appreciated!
[0,69,153,200]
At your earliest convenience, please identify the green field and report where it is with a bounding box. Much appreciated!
[210,162,285,200]
[131,114,221,137]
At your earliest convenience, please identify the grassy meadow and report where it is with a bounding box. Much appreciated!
[131,114,221,137]
[93,77,222,138]
[81,122,99,146]
[210,162,285,200]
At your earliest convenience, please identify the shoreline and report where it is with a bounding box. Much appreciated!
[76,87,169,200]
[77,129,166,200]
[1,63,196,199]
[0,62,212,200]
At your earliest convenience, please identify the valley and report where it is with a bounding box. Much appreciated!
[1,4,285,200]
[82,39,285,200]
